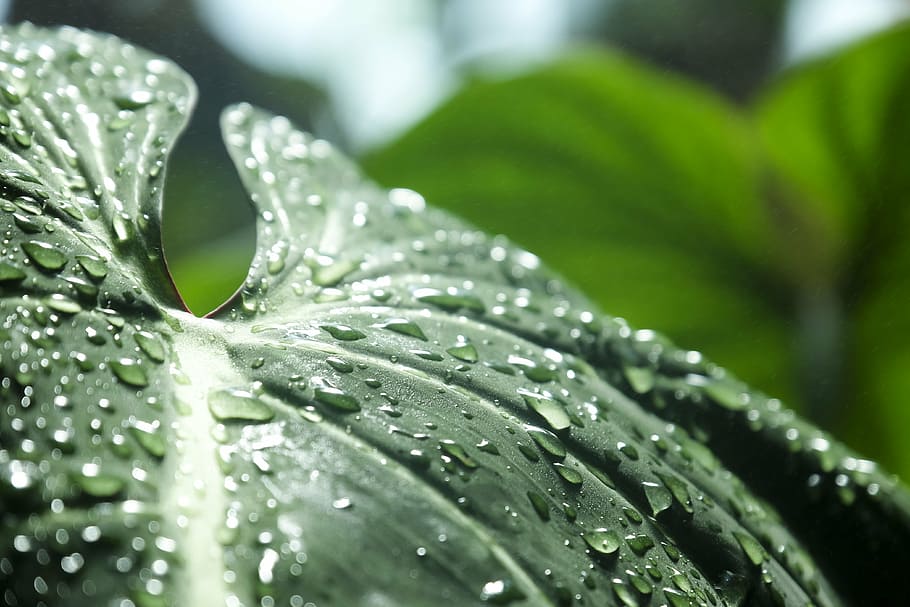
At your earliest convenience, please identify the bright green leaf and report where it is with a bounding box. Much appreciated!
[757,23,910,473]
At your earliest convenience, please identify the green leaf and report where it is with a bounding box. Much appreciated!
[1,23,909,607]
[757,23,910,474]
[362,49,800,412]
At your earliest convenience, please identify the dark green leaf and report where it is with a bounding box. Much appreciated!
[1,24,908,607]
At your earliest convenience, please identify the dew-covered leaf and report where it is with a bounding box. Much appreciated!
[1,24,909,607]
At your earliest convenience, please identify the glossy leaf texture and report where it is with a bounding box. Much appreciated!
[1,24,909,607]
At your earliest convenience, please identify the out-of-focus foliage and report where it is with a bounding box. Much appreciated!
[364,24,910,480]
[600,0,790,99]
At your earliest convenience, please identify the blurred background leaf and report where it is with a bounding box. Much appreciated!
[756,24,910,474]
[6,0,910,479]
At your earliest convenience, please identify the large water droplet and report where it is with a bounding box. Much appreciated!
[446,343,479,363]
[525,425,566,459]
[440,440,478,469]
[77,254,108,279]
[582,529,621,555]
[624,366,655,394]
[642,481,672,516]
[612,580,638,607]
[74,464,125,497]
[0,262,26,282]
[379,318,428,341]
[208,388,275,422]
[553,463,583,486]
[47,294,81,314]
[110,358,149,387]
[733,531,767,565]
[314,386,361,412]
[527,490,550,521]
[521,391,570,431]
[326,356,355,373]
[22,240,67,271]
[311,257,359,286]
[655,472,693,513]
[128,420,166,458]
[135,331,166,363]
[321,324,366,341]
[625,533,655,555]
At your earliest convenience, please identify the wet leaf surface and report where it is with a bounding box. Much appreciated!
[1,24,908,607]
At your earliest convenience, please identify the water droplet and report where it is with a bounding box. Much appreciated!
[521,391,570,431]
[321,324,366,341]
[662,542,681,562]
[379,318,428,341]
[624,366,655,394]
[11,129,31,147]
[311,257,359,286]
[22,240,67,271]
[642,481,673,516]
[46,294,81,314]
[663,588,691,607]
[114,89,155,110]
[628,573,652,595]
[525,425,566,458]
[446,343,479,363]
[622,506,643,525]
[110,358,149,387]
[655,472,693,513]
[135,331,166,363]
[553,463,583,486]
[0,262,26,282]
[480,579,526,604]
[612,580,638,607]
[517,443,540,462]
[411,349,444,361]
[77,254,108,279]
[112,213,132,243]
[625,533,655,555]
[332,497,352,510]
[128,421,166,458]
[476,439,500,455]
[670,573,693,595]
[733,531,767,565]
[326,356,355,373]
[704,380,747,410]
[527,490,550,521]
[617,442,639,460]
[13,212,42,233]
[74,465,124,497]
[524,365,556,383]
[314,386,361,412]
[582,529,621,555]
[440,440,478,469]
[208,388,275,422]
